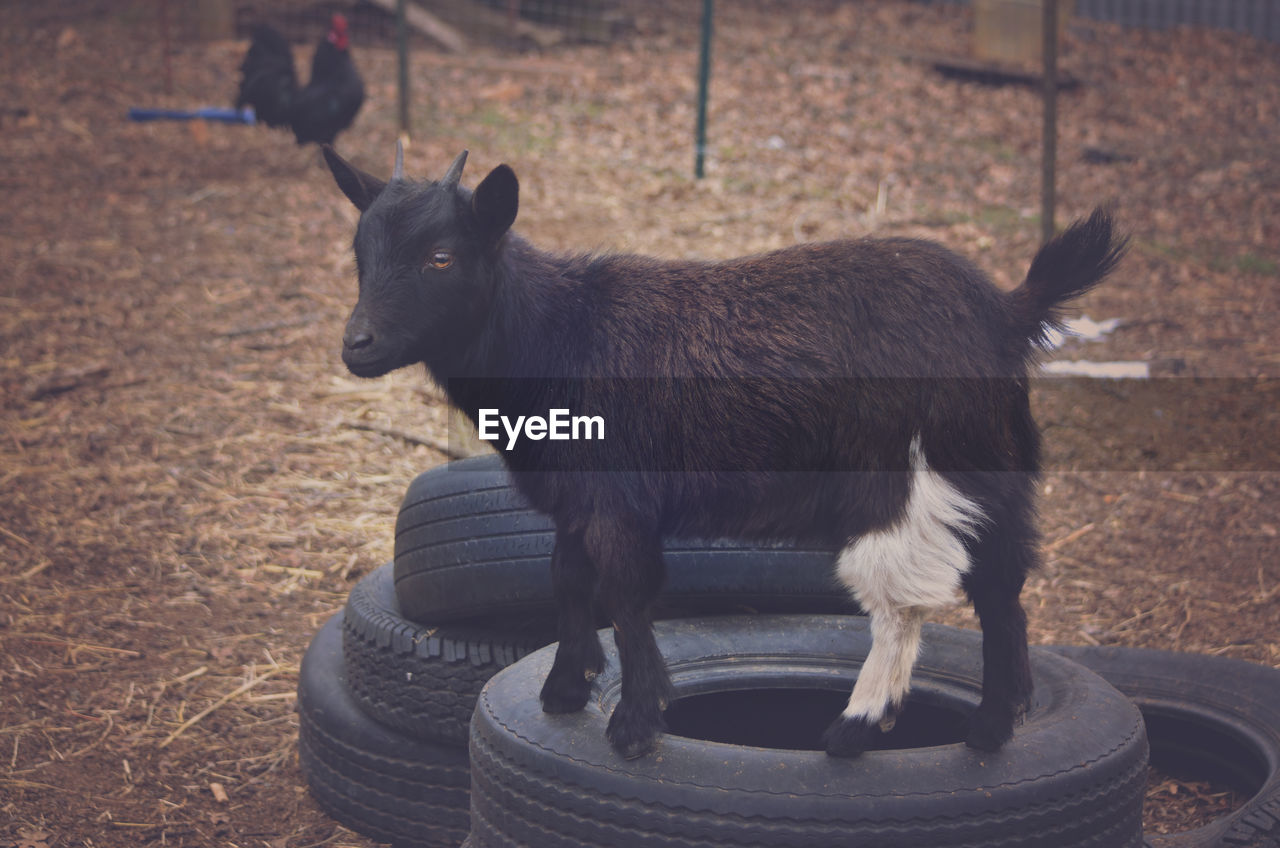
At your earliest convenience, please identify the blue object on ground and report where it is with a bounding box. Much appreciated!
[127,107,255,125]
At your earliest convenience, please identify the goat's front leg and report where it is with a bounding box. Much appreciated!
[540,527,605,714]
[585,517,671,759]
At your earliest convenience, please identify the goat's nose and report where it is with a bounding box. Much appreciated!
[344,330,373,350]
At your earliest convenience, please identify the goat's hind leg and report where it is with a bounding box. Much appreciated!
[962,521,1036,751]
[540,527,606,714]
[825,450,985,757]
[823,604,927,757]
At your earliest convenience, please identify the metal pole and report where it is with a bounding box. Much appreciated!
[397,0,411,140]
[1041,0,1058,244]
[695,0,714,179]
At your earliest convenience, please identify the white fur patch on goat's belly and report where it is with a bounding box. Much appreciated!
[835,439,986,613]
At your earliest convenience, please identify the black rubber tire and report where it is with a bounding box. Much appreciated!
[392,455,858,623]
[343,563,557,748]
[1049,645,1280,848]
[470,615,1149,848]
[297,612,471,848]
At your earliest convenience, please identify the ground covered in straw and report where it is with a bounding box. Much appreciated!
[2,1,1278,845]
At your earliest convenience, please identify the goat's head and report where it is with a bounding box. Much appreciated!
[322,142,519,377]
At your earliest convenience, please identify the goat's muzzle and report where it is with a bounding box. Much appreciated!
[341,324,392,378]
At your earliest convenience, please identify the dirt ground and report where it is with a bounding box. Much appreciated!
[2,1,1278,845]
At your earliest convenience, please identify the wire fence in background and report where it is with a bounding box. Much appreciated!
[927,0,1279,43]
[229,0,630,49]
[219,0,1277,51]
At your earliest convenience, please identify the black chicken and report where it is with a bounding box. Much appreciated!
[236,14,364,146]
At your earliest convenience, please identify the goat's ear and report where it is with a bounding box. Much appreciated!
[323,145,386,212]
[473,165,518,242]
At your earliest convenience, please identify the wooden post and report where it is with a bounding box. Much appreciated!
[1041,0,1058,244]
[186,0,234,40]
[365,0,468,54]
[159,0,173,95]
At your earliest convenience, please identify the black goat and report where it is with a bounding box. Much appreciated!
[322,143,1126,759]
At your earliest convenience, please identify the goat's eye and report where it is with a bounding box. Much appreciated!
[426,249,454,270]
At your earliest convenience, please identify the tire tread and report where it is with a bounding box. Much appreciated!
[343,564,555,747]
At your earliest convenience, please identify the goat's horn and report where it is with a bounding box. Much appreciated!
[441,149,468,187]
[392,138,405,181]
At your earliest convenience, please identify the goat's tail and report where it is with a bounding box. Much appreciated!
[1007,208,1129,349]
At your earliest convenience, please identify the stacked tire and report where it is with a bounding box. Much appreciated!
[298,454,855,847]
[299,456,1280,848]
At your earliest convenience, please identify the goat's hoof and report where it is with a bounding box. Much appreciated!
[965,704,1018,752]
[606,703,662,760]
[540,668,593,714]
[822,714,878,758]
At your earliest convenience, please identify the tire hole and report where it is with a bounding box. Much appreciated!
[1142,706,1260,834]
[1143,707,1267,794]
[663,688,970,751]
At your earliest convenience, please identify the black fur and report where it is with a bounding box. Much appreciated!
[323,145,1126,759]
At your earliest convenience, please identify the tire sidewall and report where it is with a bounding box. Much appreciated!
[392,456,859,623]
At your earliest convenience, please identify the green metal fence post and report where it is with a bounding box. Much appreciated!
[397,0,411,140]
[695,0,714,178]
[1041,0,1058,243]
